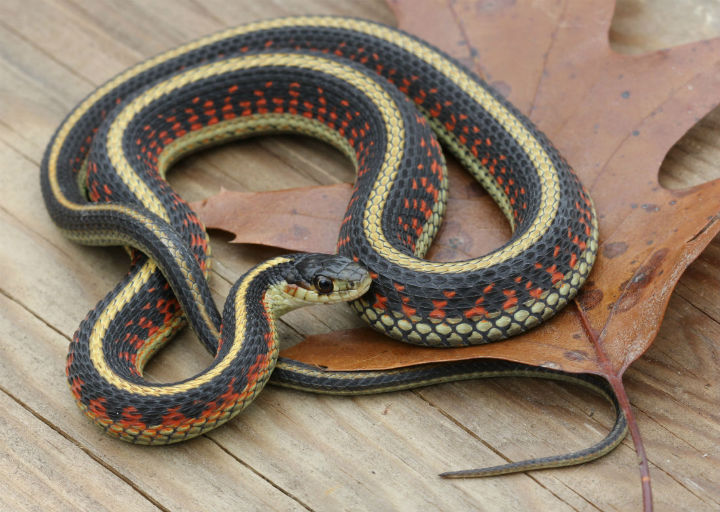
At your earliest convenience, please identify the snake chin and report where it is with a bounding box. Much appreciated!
[269,253,371,315]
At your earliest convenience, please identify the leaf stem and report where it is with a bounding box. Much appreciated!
[574,300,653,511]
[607,371,654,512]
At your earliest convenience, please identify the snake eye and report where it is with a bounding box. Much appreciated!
[312,275,334,294]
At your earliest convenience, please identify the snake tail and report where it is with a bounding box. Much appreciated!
[273,359,627,477]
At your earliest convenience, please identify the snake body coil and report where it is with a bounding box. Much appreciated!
[42,16,623,477]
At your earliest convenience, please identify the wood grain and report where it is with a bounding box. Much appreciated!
[0,0,719,510]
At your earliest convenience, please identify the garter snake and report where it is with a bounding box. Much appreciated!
[41,15,625,477]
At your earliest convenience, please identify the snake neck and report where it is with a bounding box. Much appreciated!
[217,257,290,356]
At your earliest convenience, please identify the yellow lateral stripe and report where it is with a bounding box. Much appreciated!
[156,113,358,178]
[60,202,221,340]
[89,256,290,396]
[105,53,394,216]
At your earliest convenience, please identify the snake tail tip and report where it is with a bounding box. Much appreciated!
[438,469,489,479]
[439,464,529,478]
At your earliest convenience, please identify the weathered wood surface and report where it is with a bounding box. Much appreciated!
[0,0,719,510]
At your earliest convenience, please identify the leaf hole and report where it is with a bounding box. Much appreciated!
[610,0,720,55]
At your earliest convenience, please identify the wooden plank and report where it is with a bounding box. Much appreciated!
[659,109,720,190]
[611,0,720,55]
[0,391,161,512]
[625,294,720,507]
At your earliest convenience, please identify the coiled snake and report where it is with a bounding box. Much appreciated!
[41,16,625,477]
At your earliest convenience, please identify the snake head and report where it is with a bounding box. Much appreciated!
[267,253,371,315]
[287,253,371,301]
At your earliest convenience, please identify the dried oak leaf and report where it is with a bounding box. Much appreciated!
[374,0,720,377]
[196,0,720,382]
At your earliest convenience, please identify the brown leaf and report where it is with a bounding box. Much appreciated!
[196,1,720,380]
[191,159,511,260]
[191,184,352,254]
